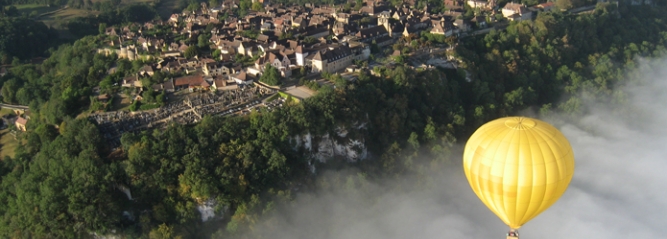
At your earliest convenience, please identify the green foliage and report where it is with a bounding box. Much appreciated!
[301,78,320,91]
[238,29,259,39]
[278,31,293,40]
[139,103,161,111]
[1,37,115,122]
[198,33,211,48]
[212,49,222,60]
[186,2,200,12]
[251,1,263,11]
[184,45,198,58]
[260,65,281,86]
[61,4,159,38]
[555,0,573,10]
[0,17,58,61]
[393,54,405,64]
[98,22,107,35]
[420,31,446,44]
[149,223,175,239]
[238,0,251,16]
[1,78,20,104]
[0,119,121,238]
[121,4,158,23]
[1,3,667,239]
[455,5,667,121]
[129,100,140,111]
[303,36,317,44]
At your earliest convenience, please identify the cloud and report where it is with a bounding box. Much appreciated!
[529,58,667,239]
[241,58,667,239]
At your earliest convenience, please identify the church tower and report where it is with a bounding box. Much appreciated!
[378,11,391,37]
[488,0,497,10]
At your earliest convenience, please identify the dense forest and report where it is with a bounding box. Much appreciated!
[0,16,58,63]
[0,3,156,61]
[3,0,134,11]
[1,2,667,238]
[65,4,159,37]
[455,4,667,122]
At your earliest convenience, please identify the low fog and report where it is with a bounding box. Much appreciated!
[242,58,667,239]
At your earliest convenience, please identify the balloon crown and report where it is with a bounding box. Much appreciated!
[504,117,536,130]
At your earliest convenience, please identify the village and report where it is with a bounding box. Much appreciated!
[3,0,660,236]
[2,0,561,148]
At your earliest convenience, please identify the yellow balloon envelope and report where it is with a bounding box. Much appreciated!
[463,117,575,229]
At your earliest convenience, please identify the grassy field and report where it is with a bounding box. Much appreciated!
[13,4,60,16]
[123,0,156,5]
[10,4,96,39]
[38,7,99,39]
[0,108,18,159]
[111,93,133,111]
[38,8,98,26]
[11,0,182,40]
[0,129,18,159]
[13,0,181,27]
[156,0,182,19]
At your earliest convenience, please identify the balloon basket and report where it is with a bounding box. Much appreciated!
[506,229,519,239]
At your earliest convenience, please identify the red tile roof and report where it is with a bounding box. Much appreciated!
[175,74,207,87]
[16,116,27,126]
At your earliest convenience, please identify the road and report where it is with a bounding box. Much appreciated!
[569,5,597,14]
[0,103,29,111]
[459,4,596,38]
[461,23,510,38]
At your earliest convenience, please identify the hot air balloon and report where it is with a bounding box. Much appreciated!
[463,117,575,238]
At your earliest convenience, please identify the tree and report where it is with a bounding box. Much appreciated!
[259,65,281,86]
[0,17,58,60]
[278,31,293,40]
[121,4,158,23]
[184,45,198,58]
[303,36,317,44]
[149,223,175,239]
[186,2,200,12]
[198,34,209,48]
[212,49,222,60]
[555,0,573,10]
[408,132,420,150]
[1,78,20,104]
[239,0,251,16]
[2,5,667,239]
[142,90,155,103]
[355,0,363,10]
[98,22,107,35]
[129,100,141,111]
[251,1,263,11]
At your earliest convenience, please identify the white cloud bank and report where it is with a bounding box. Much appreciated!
[242,58,667,239]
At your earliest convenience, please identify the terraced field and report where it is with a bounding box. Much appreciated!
[155,0,183,18]
[12,0,179,39]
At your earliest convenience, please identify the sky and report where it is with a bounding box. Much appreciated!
[240,58,667,239]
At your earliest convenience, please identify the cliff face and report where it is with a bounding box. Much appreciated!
[291,123,369,172]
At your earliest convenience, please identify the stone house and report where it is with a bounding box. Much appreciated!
[310,44,353,73]
[152,78,175,92]
[175,74,210,91]
[212,77,238,91]
[430,19,454,36]
[15,116,27,132]
[229,70,253,85]
[203,62,232,76]
[502,3,533,21]
[122,75,143,88]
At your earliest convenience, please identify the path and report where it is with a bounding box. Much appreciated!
[0,103,29,111]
